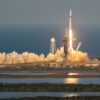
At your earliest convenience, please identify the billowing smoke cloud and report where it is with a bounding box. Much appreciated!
[46,47,89,62]
[0,51,45,64]
[46,47,64,62]
[67,50,89,61]
[0,46,89,65]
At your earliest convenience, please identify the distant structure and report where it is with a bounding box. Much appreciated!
[76,42,82,52]
[50,37,56,54]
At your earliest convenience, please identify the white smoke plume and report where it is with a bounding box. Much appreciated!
[67,50,89,61]
[0,51,45,64]
[0,46,89,65]
[46,47,89,62]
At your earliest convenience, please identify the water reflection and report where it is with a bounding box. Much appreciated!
[63,93,78,97]
[67,72,100,75]
[64,78,79,84]
[68,73,79,75]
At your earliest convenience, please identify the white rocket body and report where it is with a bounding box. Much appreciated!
[68,9,73,51]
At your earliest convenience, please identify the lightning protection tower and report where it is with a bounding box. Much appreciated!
[50,37,56,54]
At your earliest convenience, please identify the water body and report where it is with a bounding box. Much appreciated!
[0,78,100,84]
[1,72,100,76]
[0,72,51,75]
[0,92,100,98]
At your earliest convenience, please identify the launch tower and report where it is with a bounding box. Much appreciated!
[63,36,68,57]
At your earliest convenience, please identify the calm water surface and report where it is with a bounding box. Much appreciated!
[0,72,51,75]
[0,92,100,98]
[1,72,100,75]
[0,78,100,84]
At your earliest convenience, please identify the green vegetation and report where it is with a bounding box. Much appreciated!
[0,83,100,92]
[0,96,100,100]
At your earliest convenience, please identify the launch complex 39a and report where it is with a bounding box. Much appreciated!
[0,9,100,68]
[49,9,100,68]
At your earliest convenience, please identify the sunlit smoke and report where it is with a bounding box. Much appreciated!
[67,50,89,61]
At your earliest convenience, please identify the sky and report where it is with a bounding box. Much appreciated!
[0,0,100,56]
[0,0,100,24]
